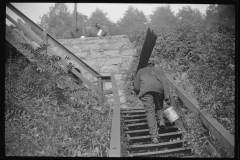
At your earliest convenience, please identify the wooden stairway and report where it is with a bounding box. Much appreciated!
[121,107,193,157]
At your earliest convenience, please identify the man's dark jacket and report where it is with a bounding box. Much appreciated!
[134,66,170,100]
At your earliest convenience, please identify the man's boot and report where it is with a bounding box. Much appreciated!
[158,111,165,127]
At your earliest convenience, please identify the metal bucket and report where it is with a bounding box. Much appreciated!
[163,106,179,123]
[97,29,102,36]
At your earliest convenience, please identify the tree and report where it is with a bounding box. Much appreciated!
[149,5,177,29]
[205,4,235,26]
[176,6,204,24]
[88,8,121,36]
[117,6,148,35]
[39,3,72,39]
[72,12,88,36]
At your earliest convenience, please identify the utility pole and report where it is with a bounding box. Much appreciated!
[73,3,77,28]
[83,15,84,36]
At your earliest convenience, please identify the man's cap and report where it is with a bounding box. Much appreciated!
[95,23,100,27]
[148,57,155,65]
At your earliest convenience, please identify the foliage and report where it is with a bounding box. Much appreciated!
[39,3,73,39]
[5,40,113,156]
[176,6,204,24]
[117,6,149,35]
[205,4,235,25]
[123,13,234,156]
[149,5,177,29]
[153,20,235,135]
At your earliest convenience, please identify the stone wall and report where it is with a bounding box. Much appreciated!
[58,35,136,105]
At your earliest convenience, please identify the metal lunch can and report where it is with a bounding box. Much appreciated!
[97,29,103,36]
[163,106,179,123]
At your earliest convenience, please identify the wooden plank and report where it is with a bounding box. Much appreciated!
[101,75,111,82]
[129,147,191,157]
[165,73,235,157]
[122,114,146,118]
[121,110,146,113]
[97,76,103,96]
[126,129,149,133]
[126,122,148,127]
[124,118,146,122]
[125,126,177,133]
[121,107,145,110]
[5,24,37,62]
[128,131,182,140]
[18,19,43,44]
[130,139,186,148]
[199,110,234,157]
[71,69,98,92]
[6,24,99,94]
[6,14,99,92]
[203,139,221,157]
[109,74,121,157]
[7,3,100,78]
[42,30,48,43]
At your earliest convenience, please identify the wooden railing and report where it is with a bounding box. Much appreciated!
[6,3,112,95]
[109,74,121,157]
[165,73,234,157]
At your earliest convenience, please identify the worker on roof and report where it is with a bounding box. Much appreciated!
[62,27,81,39]
[134,57,170,144]
[95,23,110,37]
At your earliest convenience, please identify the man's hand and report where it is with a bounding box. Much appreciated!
[165,98,171,106]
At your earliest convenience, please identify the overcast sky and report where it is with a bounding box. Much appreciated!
[6,3,209,26]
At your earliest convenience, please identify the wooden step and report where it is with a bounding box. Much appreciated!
[125,120,173,127]
[127,131,182,140]
[122,114,146,118]
[126,122,148,127]
[121,110,146,113]
[126,126,177,133]
[124,118,146,122]
[121,107,144,110]
[129,147,191,157]
[130,139,186,148]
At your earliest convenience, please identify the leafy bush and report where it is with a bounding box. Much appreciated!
[123,19,234,157]
[5,41,113,156]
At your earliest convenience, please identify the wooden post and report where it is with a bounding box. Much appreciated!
[73,3,77,29]
[42,31,48,54]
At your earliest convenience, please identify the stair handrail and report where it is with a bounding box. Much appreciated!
[109,74,121,157]
[165,73,234,157]
[6,3,100,78]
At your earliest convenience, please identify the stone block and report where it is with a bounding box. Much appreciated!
[101,65,119,73]
[82,44,100,51]
[90,50,103,58]
[72,45,82,52]
[121,49,134,56]
[105,58,122,65]
[101,44,115,50]
[114,74,124,80]
[83,59,97,66]
[87,39,108,44]
[114,42,124,49]
[74,52,88,58]
[104,50,119,56]
[95,58,107,66]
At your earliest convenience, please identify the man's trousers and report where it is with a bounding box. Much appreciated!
[140,91,164,139]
